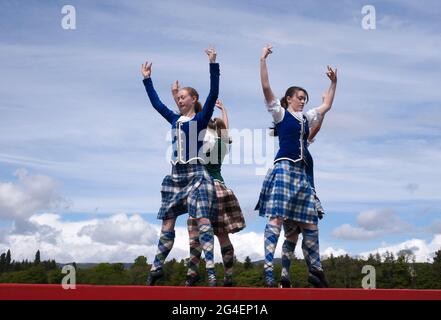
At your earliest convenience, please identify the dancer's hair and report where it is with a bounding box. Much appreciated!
[208,117,228,140]
[280,86,309,109]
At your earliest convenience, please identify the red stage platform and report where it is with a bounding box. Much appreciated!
[1,284,441,300]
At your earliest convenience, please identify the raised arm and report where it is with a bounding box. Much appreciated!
[215,100,229,129]
[197,46,220,125]
[308,67,337,141]
[316,66,337,116]
[171,80,180,107]
[260,45,277,104]
[141,61,176,124]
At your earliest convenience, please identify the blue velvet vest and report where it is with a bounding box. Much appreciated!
[171,119,207,164]
[274,111,310,163]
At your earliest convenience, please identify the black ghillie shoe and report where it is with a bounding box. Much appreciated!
[147,269,164,286]
[185,274,201,287]
[279,276,291,288]
[307,268,329,288]
[223,278,233,287]
[264,279,276,288]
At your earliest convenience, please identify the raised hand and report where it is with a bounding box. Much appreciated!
[141,61,152,79]
[171,80,180,105]
[171,80,180,95]
[261,44,273,60]
[215,99,225,110]
[205,46,217,63]
[326,65,337,83]
[316,66,338,117]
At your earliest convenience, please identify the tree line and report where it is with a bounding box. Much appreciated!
[1,249,441,288]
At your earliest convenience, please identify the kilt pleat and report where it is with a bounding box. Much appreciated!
[212,180,246,235]
[158,164,216,220]
[255,160,319,225]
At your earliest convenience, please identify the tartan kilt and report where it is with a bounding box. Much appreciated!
[255,160,319,225]
[313,189,325,219]
[158,164,216,220]
[212,180,246,235]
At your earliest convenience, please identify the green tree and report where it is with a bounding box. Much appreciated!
[0,265,48,284]
[432,249,441,288]
[78,263,130,285]
[375,253,382,263]
[133,256,148,267]
[434,250,441,264]
[244,256,252,270]
[0,253,5,273]
[34,250,41,265]
[47,267,64,284]
[6,250,11,271]
[129,256,149,285]
[393,255,412,288]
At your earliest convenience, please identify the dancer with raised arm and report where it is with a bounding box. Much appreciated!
[172,82,246,287]
[279,68,337,288]
[255,44,335,288]
[141,47,220,286]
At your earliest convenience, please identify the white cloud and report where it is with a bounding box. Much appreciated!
[1,213,165,263]
[2,212,440,264]
[0,212,306,264]
[332,209,412,240]
[359,235,441,263]
[0,169,66,224]
[78,213,158,245]
[356,209,410,232]
[332,224,379,240]
[322,247,348,258]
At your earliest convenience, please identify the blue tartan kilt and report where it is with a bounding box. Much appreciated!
[255,160,318,225]
[158,164,217,220]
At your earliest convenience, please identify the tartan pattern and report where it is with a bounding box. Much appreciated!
[199,223,215,271]
[158,164,216,220]
[186,218,202,277]
[221,244,234,279]
[186,218,237,280]
[302,228,322,271]
[255,160,318,225]
[151,230,175,272]
[263,224,281,284]
[283,219,302,238]
[281,239,297,278]
[207,267,216,284]
[212,180,246,235]
[314,192,325,219]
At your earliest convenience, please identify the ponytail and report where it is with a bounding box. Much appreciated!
[194,101,202,113]
[280,96,288,109]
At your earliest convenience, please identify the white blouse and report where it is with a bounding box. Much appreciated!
[265,98,322,144]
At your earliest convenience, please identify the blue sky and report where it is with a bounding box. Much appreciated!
[0,0,440,264]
